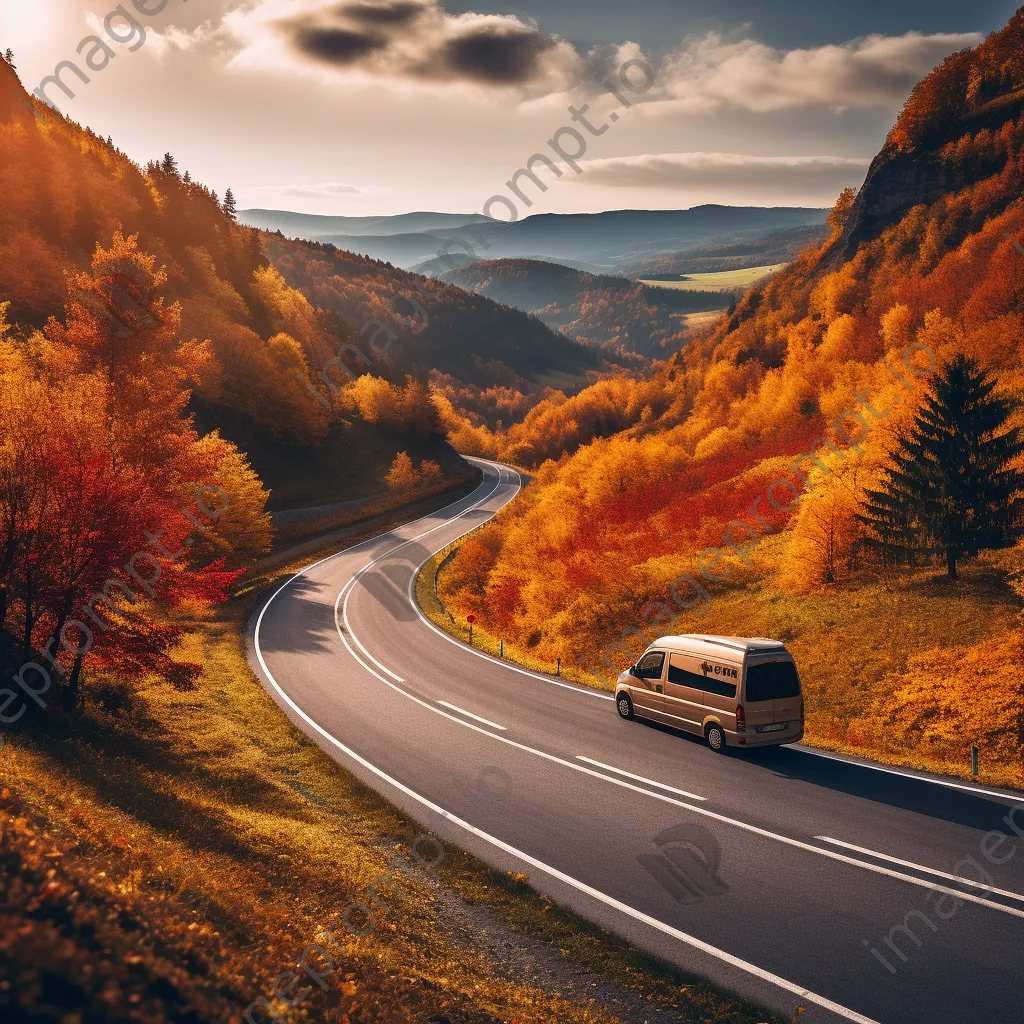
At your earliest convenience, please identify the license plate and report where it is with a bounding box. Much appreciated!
[757,722,787,733]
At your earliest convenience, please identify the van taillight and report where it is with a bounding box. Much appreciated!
[735,704,746,732]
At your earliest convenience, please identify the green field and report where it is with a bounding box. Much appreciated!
[640,264,785,292]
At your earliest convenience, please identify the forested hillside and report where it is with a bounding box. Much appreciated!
[437,12,1024,785]
[265,237,600,390]
[5,55,649,514]
[0,51,498,710]
[439,258,724,359]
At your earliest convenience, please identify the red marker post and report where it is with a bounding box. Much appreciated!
[467,614,476,645]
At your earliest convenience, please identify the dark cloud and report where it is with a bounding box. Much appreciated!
[443,27,554,84]
[291,24,387,64]
[332,1,425,27]
[270,0,577,89]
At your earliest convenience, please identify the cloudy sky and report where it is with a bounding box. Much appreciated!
[1,1,1017,216]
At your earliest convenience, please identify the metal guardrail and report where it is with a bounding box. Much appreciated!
[433,547,460,622]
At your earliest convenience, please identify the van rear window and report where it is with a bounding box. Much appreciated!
[745,661,801,702]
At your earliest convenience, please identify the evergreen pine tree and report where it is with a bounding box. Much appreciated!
[222,188,237,220]
[160,152,178,176]
[859,354,1024,579]
[4,49,15,68]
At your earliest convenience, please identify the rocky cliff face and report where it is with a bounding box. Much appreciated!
[823,8,1024,268]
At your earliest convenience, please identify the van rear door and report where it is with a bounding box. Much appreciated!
[744,658,801,727]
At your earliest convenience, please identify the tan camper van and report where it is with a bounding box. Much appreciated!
[614,635,803,751]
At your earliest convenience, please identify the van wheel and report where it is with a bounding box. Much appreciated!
[616,693,634,720]
[706,723,726,752]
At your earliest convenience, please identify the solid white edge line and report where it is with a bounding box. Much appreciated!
[332,459,508,683]
[336,466,1024,923]
[816,836,1024,903]
[437,700,507,731]
[576,755,706,802]
[405,461,614,702]
[344,606,1024,922]
[252,491,881,1024]
[796,747,1024,803]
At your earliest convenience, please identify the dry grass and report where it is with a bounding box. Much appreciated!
[0,530,783,1023]
[417,542,611,688]
[421,532,1024,790]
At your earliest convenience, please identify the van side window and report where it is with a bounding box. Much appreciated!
[702,676,738,699]
[636,651,664,679]
[746,661,801,702]
[669,655,736,698]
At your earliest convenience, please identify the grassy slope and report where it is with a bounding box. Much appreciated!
[0,519,783,1024]
[639,267,785,292]
[420,531,1023,790]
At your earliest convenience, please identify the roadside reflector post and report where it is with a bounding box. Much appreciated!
[971,745,979,777]
[556,657,561,676]
[467,614,476,646]
[500,639,503,658]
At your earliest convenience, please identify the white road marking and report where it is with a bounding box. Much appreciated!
[438,700,507,731]
[252,495,881,1023]
[408,462,614,702]
[576,755,706,801]
[343,608,1024,920]
[333,460,508,684]
[796,747,1023,802]
[817,836,1024,903]
[332,465,1024,923]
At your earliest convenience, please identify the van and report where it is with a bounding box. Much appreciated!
[614,635,803,751]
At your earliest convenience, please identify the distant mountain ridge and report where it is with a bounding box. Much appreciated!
[239,210,489,238]
[241,205,830,273]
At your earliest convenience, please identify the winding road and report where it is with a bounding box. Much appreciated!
[249,459,1024,1024]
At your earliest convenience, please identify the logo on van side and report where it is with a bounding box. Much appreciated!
[700,661,738,679]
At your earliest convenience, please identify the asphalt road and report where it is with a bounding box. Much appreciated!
[249,459,1024,1024]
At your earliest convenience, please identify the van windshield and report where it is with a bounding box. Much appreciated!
[745,661,800,702]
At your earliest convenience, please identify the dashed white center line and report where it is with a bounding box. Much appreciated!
[576,755,706,802]
[437,700,507,731]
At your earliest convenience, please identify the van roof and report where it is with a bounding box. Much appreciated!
[651,634,788,655]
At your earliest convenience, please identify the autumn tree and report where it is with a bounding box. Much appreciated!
[859,355,1024,578]
[785,460,865,587]
[385,452,419,491]
[47,232,210,490]
[1,243,272,711]
[827,187,857,238]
